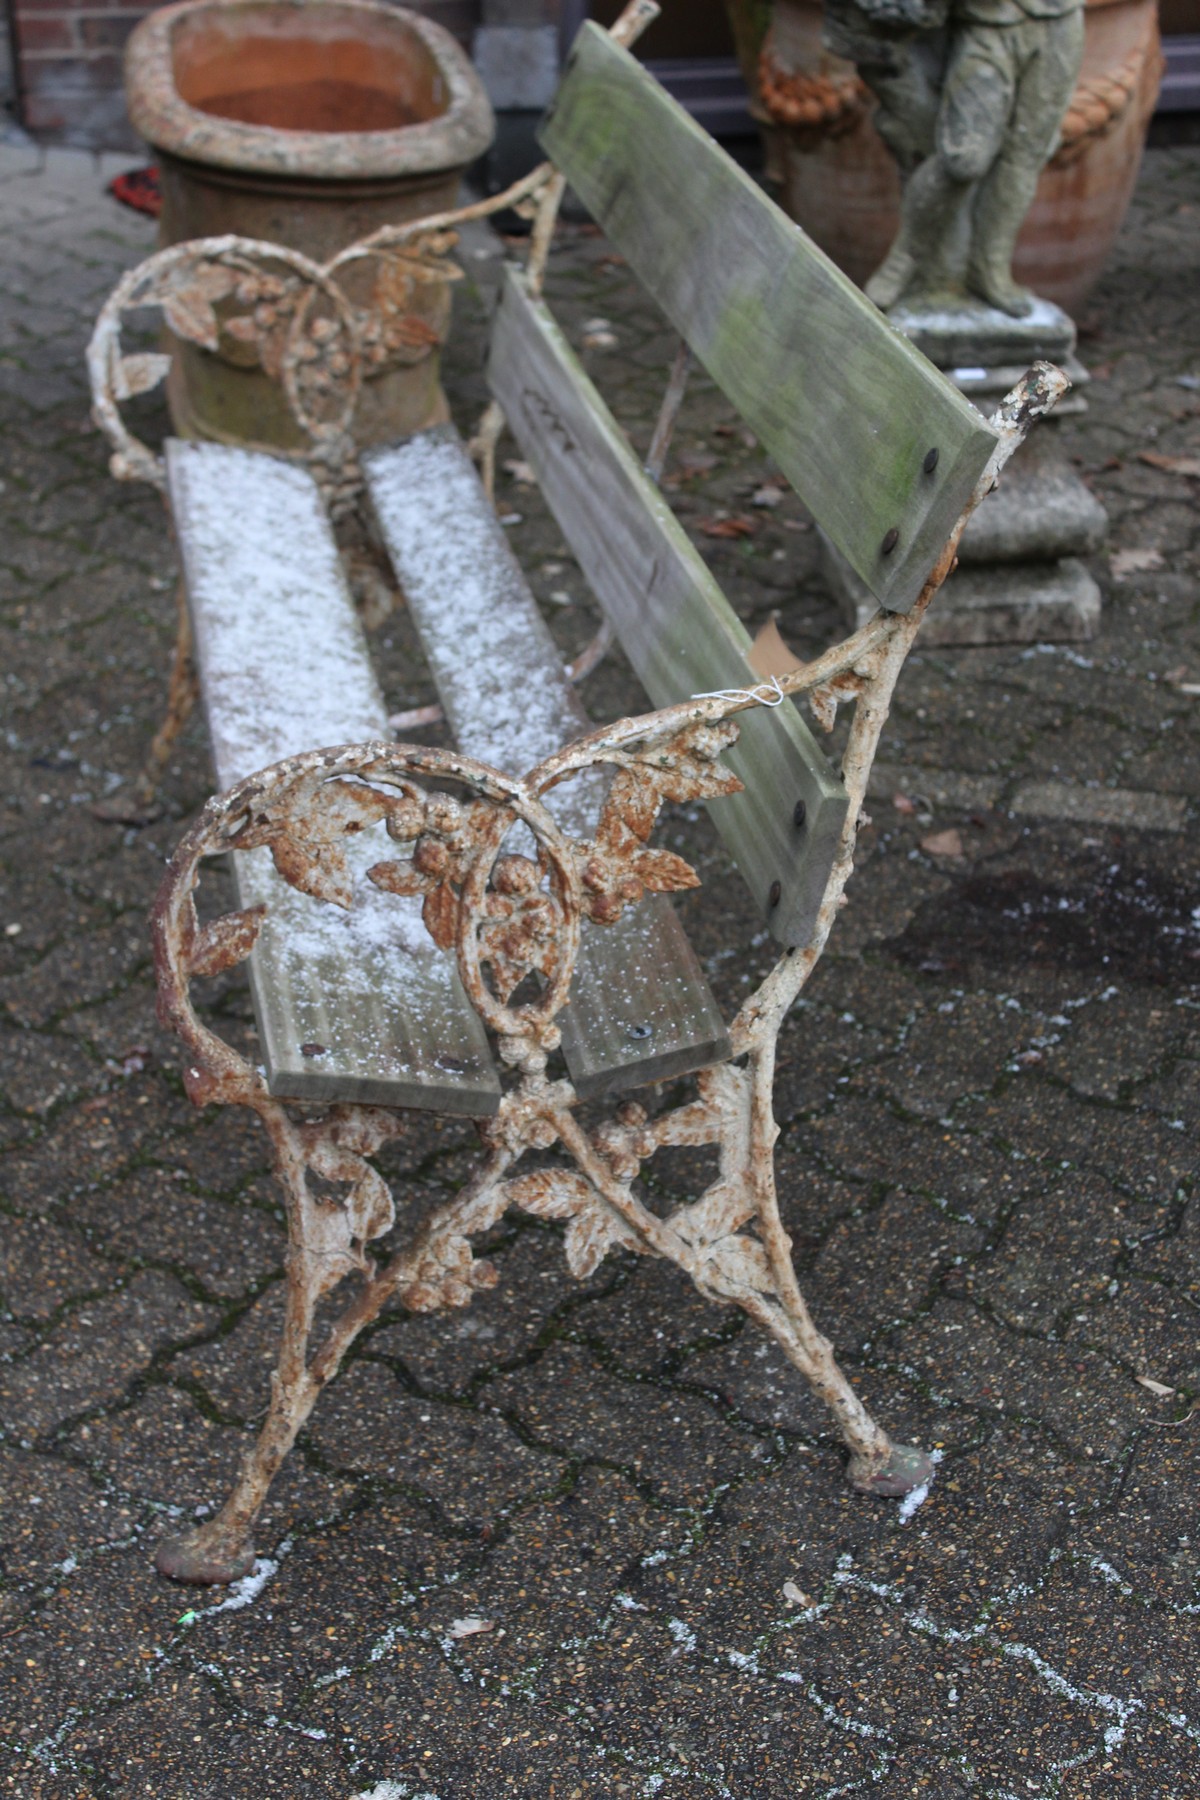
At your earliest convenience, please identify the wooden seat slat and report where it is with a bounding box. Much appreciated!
[488,270,849,949]
[364,428,730,1098]
[167,440,501,1116]
[539,23,999,617]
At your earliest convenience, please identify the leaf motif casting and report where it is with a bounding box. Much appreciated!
[231,775,405,909]
[572,719,743,926]
[186,905,267,979]
[162,262,238,352]
[114,351,173,400]
[295,1114,400,1298]
[362,232,462,369]
[500,1167,641,1279]
[809,671,866,733]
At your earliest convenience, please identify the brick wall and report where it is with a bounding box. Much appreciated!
[2,0,15,113]
[8,0,489,147]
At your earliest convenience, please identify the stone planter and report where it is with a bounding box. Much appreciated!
[124,0,494,451]
[736,0,1162,316]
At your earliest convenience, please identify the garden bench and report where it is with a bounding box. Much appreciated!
[89,0,1067,1585]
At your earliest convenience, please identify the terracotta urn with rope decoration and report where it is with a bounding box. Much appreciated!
[725,0,1162,315]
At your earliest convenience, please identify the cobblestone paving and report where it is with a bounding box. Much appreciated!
[0,139,1198,1798]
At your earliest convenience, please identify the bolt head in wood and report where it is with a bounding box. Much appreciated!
[768,879,782,907]
[880,526,900,556]
[923,447,940,474]
[626,1022,654,1041]
[793,799,807,829]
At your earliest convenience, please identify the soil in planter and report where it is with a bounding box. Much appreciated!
[175,19,449,135]
[195,75,421,133]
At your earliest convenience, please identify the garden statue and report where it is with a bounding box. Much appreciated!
[813,0,1104,652]
[825,0,1085,317]
[746,0,1109,646]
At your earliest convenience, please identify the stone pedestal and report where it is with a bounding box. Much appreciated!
[886,294,1078,370]
[825,297,1107,646]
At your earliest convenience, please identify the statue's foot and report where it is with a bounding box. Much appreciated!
[966,264,1035,318]
[155,1525,257,1586]
[847,1441,934,1499]
[865,251,917,312]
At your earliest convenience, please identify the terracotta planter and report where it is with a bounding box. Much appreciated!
[124,0,494,451]
[745,0,1161,316]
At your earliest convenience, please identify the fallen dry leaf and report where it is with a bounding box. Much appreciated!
[892,792,917,816]
[1137,451,1200,478]
[697,514,758,539]
[921,828,964,859]
[447,1616,494,1639]
[1135,1375,1177,1398]
[747,615,805,680]
[1110,547,1165,578]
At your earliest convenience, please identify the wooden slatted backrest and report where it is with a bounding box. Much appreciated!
[539,22,998,615]
[488,266,848,949]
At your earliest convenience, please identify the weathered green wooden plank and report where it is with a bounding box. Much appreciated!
[488,268,848,949]
[167,439,500,1116]
[539,23,998,615]
[364,428,729,1098]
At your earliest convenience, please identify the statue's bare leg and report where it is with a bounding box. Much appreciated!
[965,12,1085,316]
[867,27,1012,313]
[965,152,1042,315]
[865,155,967,309]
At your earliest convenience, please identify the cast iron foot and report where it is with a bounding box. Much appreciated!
[847,1441,934,1499]
[155,1527,256,1585]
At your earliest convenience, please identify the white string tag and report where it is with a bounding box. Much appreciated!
[692,675,786,708]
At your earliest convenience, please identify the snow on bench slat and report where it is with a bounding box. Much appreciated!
[167,440,499,1115]
[365,428,728,1099]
